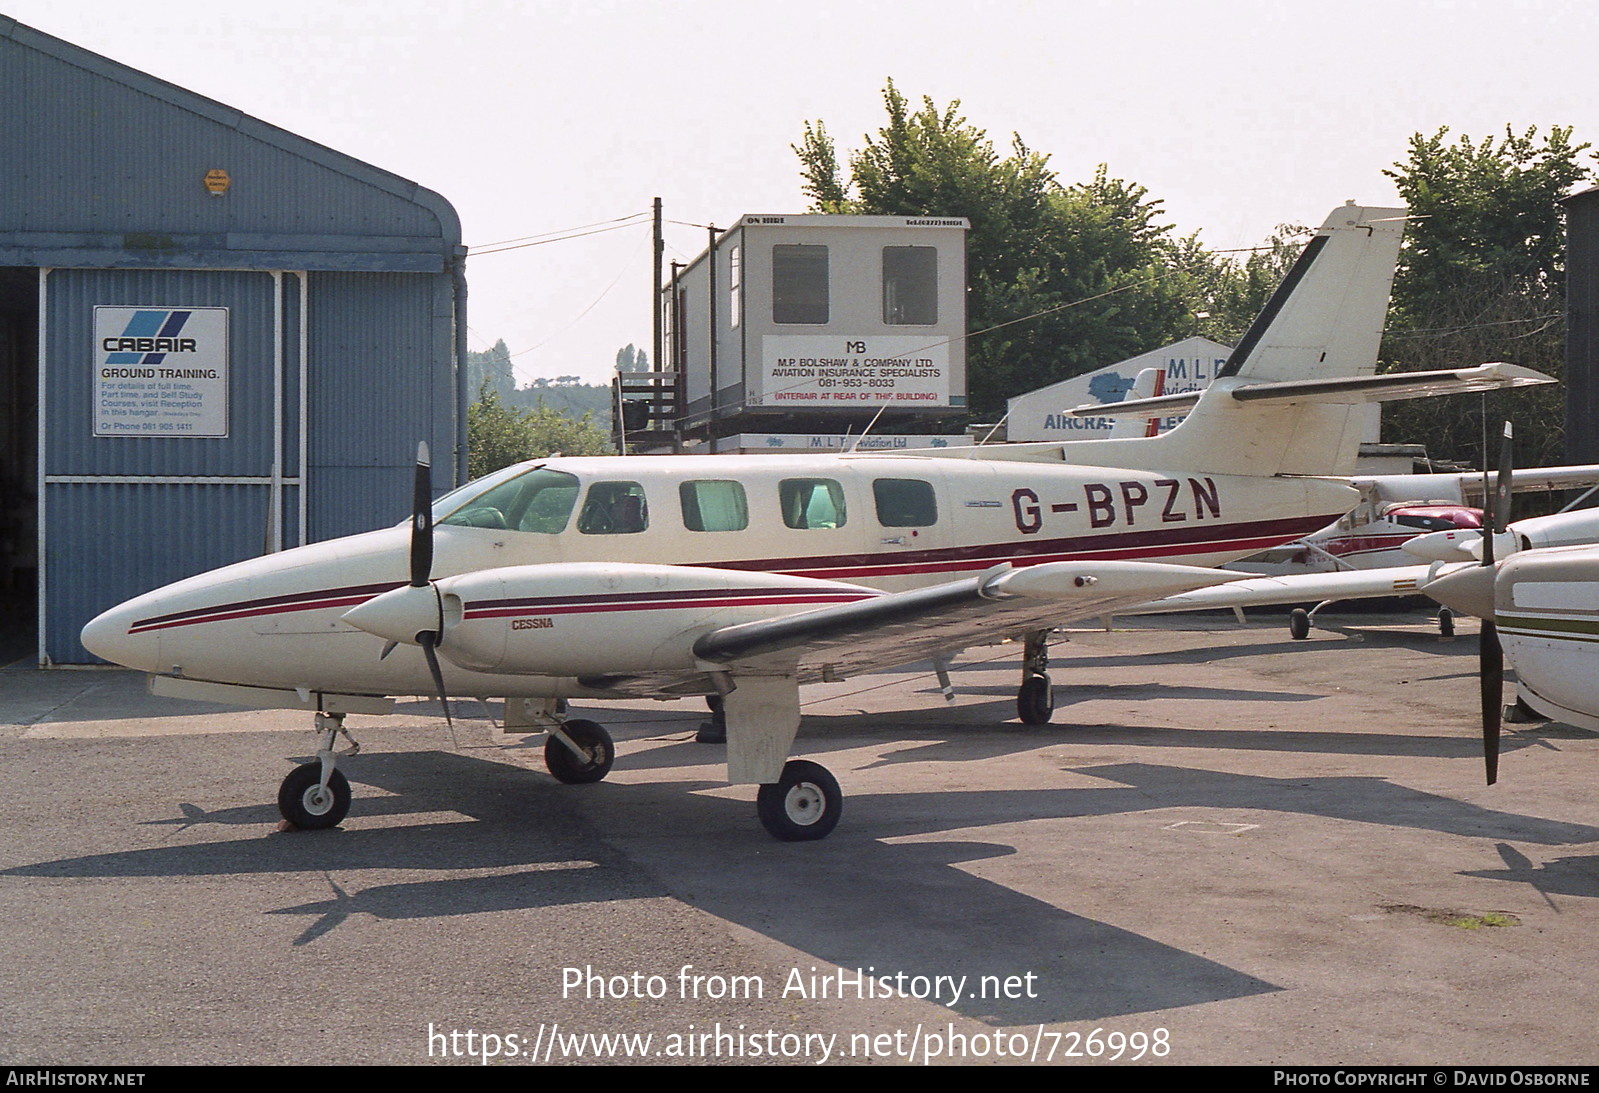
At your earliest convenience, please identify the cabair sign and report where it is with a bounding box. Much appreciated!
[94,307,229,437]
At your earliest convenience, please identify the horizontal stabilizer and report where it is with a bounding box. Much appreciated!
[1068,363,1551,420]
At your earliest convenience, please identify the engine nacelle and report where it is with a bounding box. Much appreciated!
[431,563,879,675]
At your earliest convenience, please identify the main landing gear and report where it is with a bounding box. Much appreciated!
[1017,629,1055,724]
[757,760,843,841]
[544,718,616,784]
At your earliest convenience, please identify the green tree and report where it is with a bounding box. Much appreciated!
[796,82,1202,415]
[1379,126,1592,469]
[1174,224,1307,346]
[467,388,612,479]
[615,344,649,372]
[466,338,515,401]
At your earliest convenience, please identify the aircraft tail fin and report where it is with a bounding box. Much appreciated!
[967,203,1408,478]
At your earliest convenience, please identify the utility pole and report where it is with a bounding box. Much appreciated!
[652,197,663,376]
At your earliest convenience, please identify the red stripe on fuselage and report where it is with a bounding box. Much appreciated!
[464,592,877,620]
[129,582,403,634]
[124,512,1340,634]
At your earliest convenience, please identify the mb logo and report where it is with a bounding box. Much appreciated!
[844,340,866,354]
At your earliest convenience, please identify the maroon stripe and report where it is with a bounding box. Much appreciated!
[475,586,861,611]
[130,581,402,634]
[465,592,876,620]
[707,513,1340,576]
[127,513,1337,634]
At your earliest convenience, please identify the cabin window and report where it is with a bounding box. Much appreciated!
[1394,514,1462,532]
[873,478,937,527]
[772,245,829,324]
[780,478,847,530]
[882,246,938,325]
[437,467,579,533]
[578,480,649,534]
[681,480,749,532]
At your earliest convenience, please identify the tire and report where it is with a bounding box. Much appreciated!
[1289,608,1310,640]
[756,760,842,841]
[545,719,615,784]
[1503,697,1545,724]
[1017,673,1054,724]
[1438,607,1455,638]
[278,763,351,830]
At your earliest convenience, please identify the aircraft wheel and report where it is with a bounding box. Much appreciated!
[278,763,351,830]
[757,760,842,841]
[1438,608,1455,638]
[1289,608,1311,641]
[1503,697,1546,724]
[1017,673,1054,725]
[545,719,615,784]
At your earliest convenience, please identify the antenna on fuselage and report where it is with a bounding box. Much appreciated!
[847,403,890,454]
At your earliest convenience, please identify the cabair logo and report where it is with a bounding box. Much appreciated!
[101,310,198,363]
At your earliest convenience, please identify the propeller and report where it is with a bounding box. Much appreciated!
[1477,421,1512,785]
[410,443,453,729]
[341,443,452,727]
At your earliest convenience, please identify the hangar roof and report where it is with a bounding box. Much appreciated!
[0,16,462,272]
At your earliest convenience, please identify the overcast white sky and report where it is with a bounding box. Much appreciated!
[9,0,1599,384]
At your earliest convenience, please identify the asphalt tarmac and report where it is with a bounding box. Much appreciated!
[2,611,1596,1066]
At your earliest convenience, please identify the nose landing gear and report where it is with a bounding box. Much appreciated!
[277,711,360,830]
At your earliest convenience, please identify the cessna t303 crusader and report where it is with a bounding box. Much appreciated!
[81,203,1549,841]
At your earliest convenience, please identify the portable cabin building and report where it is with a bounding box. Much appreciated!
[650,214,968,450]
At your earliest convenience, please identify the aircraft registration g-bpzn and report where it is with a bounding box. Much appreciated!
[81,203,1550,841]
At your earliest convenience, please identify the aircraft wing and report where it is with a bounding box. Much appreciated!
[1114,562,1463,616]
[692,560,1242,679]
[1356,465,1599,504]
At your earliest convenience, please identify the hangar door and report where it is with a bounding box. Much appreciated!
[40,267,307,664]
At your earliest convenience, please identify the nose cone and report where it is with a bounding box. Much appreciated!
[1424,563,1498,620]
[1403,529,1479,563]
[81,599,164,672]
[340,583,441,646]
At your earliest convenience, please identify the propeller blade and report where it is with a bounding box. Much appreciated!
[419,629,452,729]
[1479,618,1502,785]
[1469,420,1510,784]
[411,441,433,588]
[1493,421,1514,537]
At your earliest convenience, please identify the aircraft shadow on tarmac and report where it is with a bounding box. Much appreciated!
[1056,625,1479,670]
[8,744,1599,1024]
[1459,842,1599,903]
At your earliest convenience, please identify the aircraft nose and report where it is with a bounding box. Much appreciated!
[1402,529,1478,563]
[340,583,441,646]
[80,600,163,671]
[1424,564,1497,621]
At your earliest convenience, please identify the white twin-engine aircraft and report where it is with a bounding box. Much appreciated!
[82,203,1549,841]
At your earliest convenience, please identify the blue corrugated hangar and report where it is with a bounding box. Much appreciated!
[0,17,467,665]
